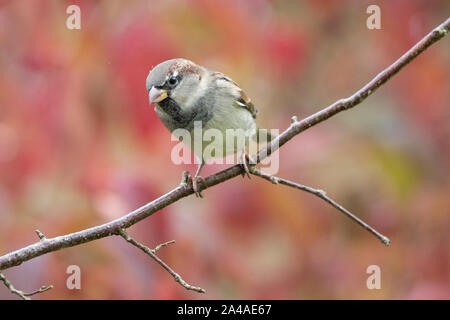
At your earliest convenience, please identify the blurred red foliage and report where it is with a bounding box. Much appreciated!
[0,0,449,299]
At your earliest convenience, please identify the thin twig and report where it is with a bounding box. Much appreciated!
[0,18,448,296]
[0,272,53,300]
[118,229,205,293]
[23,285,54,297]
[153,240,176,253]
[35,230,46,241]
[250,168,390,246]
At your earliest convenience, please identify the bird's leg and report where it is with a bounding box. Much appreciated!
[238,148,254,179]
[191,159,205,198]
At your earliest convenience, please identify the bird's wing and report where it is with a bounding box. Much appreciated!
[212,71,258,119]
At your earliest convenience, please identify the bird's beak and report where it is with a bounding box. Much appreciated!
[149,87,168,104]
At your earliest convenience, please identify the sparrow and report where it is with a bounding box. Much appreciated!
[146,58,271,197]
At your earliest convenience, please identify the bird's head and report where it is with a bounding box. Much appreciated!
[146,58,204,109]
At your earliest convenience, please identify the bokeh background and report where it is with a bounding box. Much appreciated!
[0,0,449,299]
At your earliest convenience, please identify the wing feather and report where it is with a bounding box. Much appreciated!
[211,71,258,119]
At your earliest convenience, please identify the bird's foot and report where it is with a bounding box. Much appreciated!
[180,170,204,198]
[238,151,255,179]
[191,175,205,198]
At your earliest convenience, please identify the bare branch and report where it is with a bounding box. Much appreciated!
[118,230,205,293]
[0,17,448,297]
[0,272,53,300]
[250,168,390,246]
[23,285,54,297]
[153,240,176,253]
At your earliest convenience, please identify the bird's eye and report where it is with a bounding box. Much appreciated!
[167,76,178,87]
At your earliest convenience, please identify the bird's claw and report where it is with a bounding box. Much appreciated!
[191,175,205,198]
[180,171,204,198]
[239,151,254,179]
